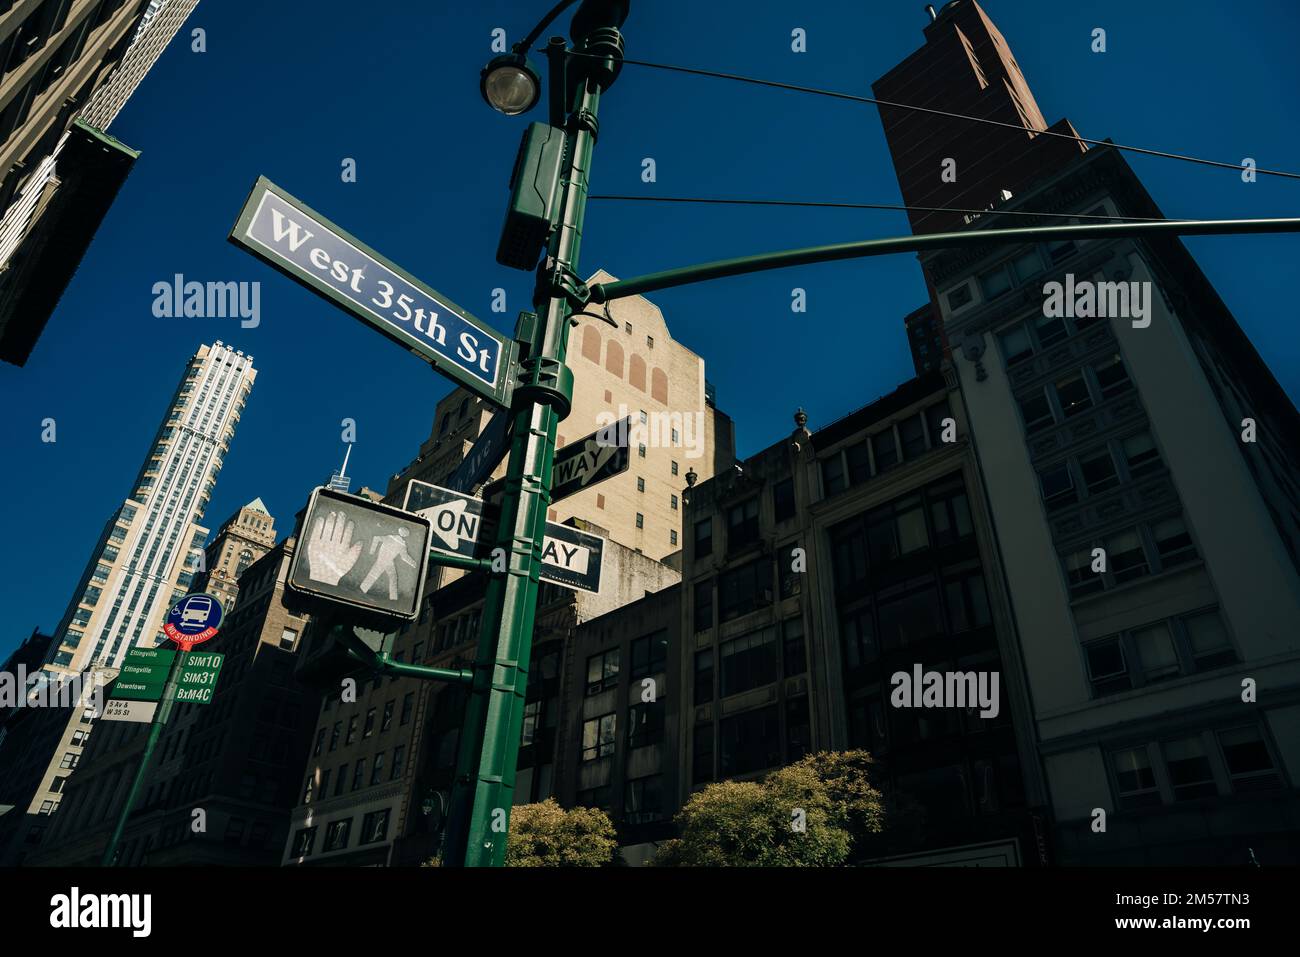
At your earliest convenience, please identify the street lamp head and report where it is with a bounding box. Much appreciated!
[480,52,542,115]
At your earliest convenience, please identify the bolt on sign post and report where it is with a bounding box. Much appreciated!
[101,593,225,866]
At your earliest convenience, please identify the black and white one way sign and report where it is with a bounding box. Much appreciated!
[404,480,604,594]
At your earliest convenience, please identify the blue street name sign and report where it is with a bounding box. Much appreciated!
[446,408,512,493]
[229,176,514,407]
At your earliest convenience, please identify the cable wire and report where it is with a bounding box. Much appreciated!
[559,49,1300,182]
[588,194,1172,222]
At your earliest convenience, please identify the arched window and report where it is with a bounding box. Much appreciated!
[581,326,601,363]
[629,354,647,391]
[458,397,468,419]
[651,367,668,404]
[606,340,624,378]
[235,549,254,577]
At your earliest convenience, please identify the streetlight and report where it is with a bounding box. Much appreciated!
[480,52,542,115]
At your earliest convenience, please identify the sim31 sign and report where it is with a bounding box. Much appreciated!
[229,176,515,408]
[288,487,433,620]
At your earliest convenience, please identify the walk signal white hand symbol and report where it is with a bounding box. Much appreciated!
[307,510,362,585]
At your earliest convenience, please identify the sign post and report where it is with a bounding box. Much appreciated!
[101,593,224,866]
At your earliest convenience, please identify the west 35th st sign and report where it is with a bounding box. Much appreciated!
[229,177,515,407]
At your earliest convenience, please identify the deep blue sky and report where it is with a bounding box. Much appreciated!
[2,0,1297,657]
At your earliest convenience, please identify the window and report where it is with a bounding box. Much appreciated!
[718,557,772,623]
[693,580,713,632]
[1055,372,1093,418]
[370,753,385,785]
[979,266,1012,299]
[291,827,317,857]
[944,571,991,633]
[391,745,406,780]
[773,477,795,522]
[324,818,352,851]
[871,428,899,472]
[1132,623,1180,683]
[581,713,617,761]
[313,728,326,757]
[694,517,712,558]
[840,605,875,670]
[1217,727,1280,792]
[899,415,926,460]
[59,753,78,770]
[345,716,358,745]
[671,460,679,476]
[1093,354,1132,399]
[381,700,395,733]
[1079,449,1119,495]
[720,706,781,776]
[334,765,347,796]
[638,444,646,458]
[631,631,667,679]
[279,629,298,650]
[635,512,644,529]
[822,453,847,496]
[363,708,376,738]
[670,530,678,546]
[720,626,779,696]
[693,725,715,783]
[627,701,664,748]
[671,494,678,510]
[1018,391,1055,434]
[1162,737,1216,801]
[636,476,645,492]
[1182,611,1235,670]
[1065,548,1105,598]
[1108,529,1148,583]
[946,284,973,310]
[783,616,806,676]
[624,775,664,824]
[585,649,620,696]
[1012,248,1041,282]
[778,542,802,599]
[1039,462,1076,511]
[998,324,1032,364]
[1085,637,1130,695]
[866,494,929,563]
[400,693,415,725]
[639,410,648,424]
[694,649,714,704]
[876,577,944,649]
[1111,747,1160,808]
[727,497,760,549]
[1033,312,1068,348]
[1153,515,1196,569]
[360,809,391,844]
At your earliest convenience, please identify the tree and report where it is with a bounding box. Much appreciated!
[652,750,922,866]
[503,799,619,867]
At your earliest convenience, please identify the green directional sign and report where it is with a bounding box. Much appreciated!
[175,652,225,705]
[110,647,176,702]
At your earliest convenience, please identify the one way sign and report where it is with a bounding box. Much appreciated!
[550,416,631,504]
[404,480,604,593]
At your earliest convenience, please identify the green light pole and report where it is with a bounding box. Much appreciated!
[441,0,628,868]
[436,0,1300,869]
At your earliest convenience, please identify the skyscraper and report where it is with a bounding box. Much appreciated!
[0,341,254,860]
[0,0,202,365]
[191,497,276,610]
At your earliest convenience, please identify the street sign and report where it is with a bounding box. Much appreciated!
[109,647,177,702]
[550,416,631,503]
[404,480,605,593]
[100,699,158,724]
[288,487,433,620]
[175,652,225,705]
[163,593,223,649]
[229,176,515,407]
[446,407,512,493]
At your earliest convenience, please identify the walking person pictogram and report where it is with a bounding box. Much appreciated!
[360,526,418,600]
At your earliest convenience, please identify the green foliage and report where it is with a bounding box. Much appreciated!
[504,799,619,867]
[653,750,922,866]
